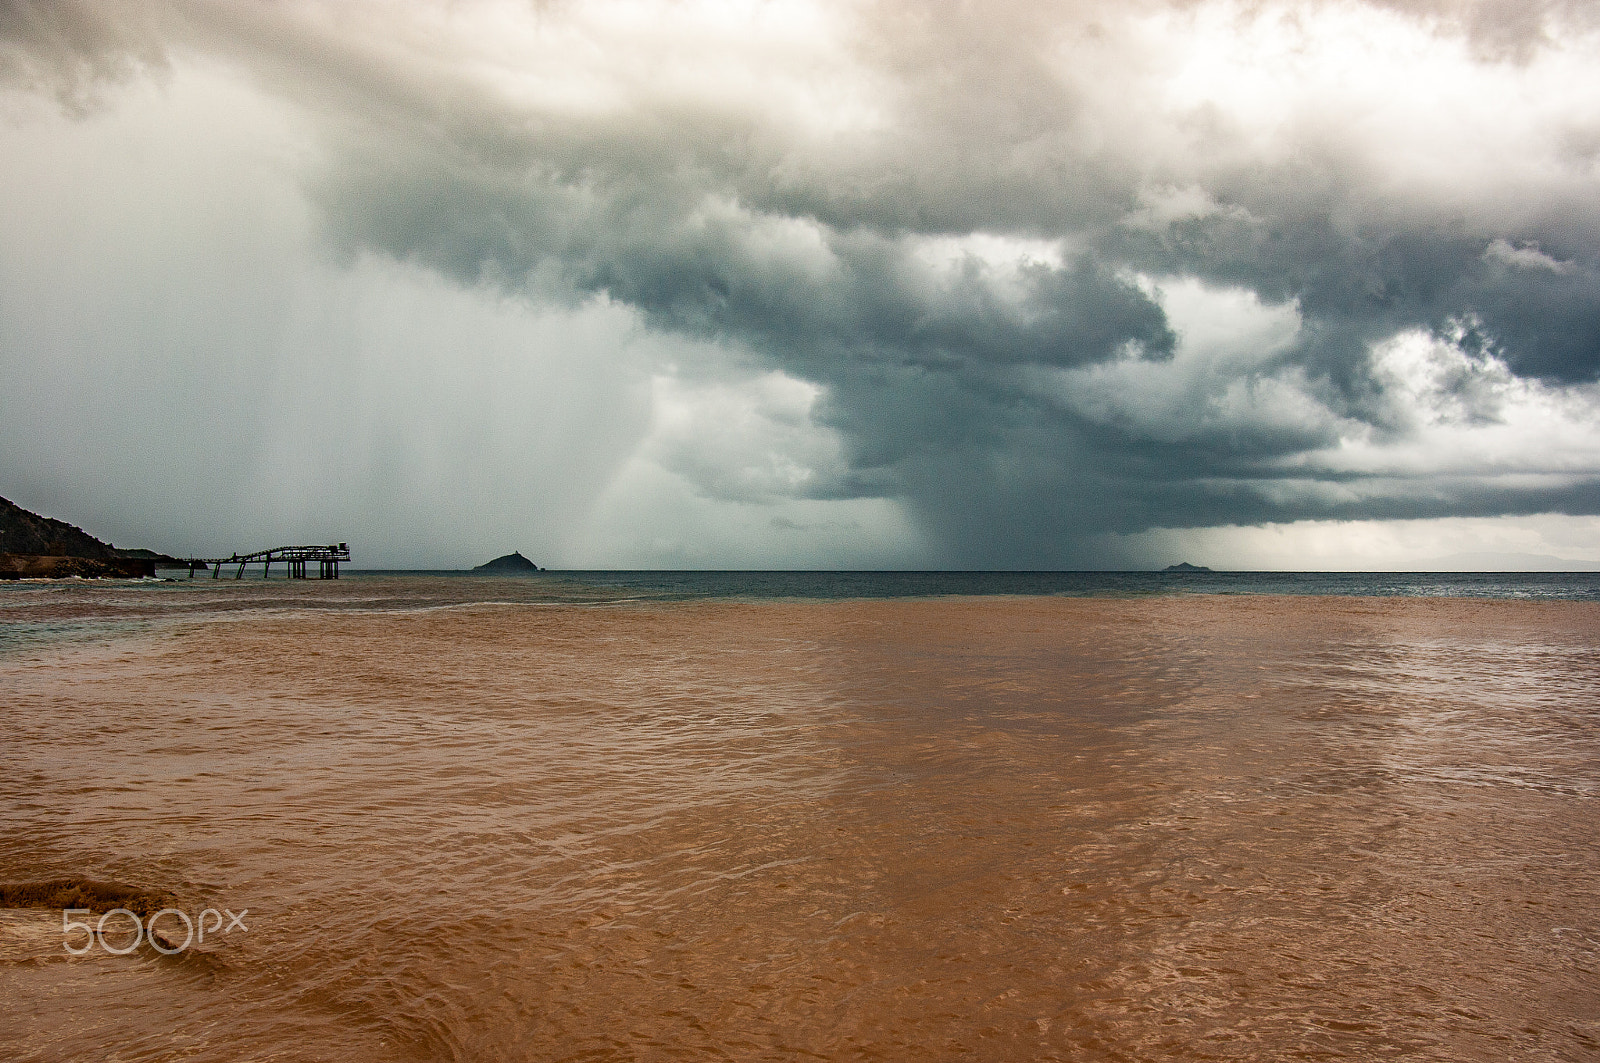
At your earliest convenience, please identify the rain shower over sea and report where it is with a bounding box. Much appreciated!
[2,571,1598,1061]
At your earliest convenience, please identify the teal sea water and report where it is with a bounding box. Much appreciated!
[476,569,1600,601]
[3,569,1595,655]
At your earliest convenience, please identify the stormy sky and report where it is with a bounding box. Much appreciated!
[3,0,1599,568]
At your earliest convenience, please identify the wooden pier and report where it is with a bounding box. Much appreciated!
[187,544,351,579]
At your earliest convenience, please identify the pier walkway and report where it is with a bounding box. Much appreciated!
[186,544,350,579]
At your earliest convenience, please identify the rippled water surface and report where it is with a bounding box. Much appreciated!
[1,576,1597,1061]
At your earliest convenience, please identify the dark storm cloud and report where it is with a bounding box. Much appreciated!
[318,153,1173,371]
[5,0,1600,565]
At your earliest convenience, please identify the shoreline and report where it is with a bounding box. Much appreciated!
[0,554,157,580]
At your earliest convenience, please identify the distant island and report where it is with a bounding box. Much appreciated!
[1,495,178,579]
[473,551,542,573]
[1163,562,1213,572]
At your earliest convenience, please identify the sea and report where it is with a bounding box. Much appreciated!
[1,571,1597,1061]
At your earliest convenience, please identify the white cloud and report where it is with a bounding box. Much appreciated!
[1123,0,1600,203]
[1483,237,1575,273]
[1033,279,1600,506]
[1315,328,1600,477]
[1101,514,1600,571]
[909,232,1067,274]
[1119,184,1252,232]
[643,368,849,504]
[1030,278,1316,445]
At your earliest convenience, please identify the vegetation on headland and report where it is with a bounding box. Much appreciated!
[0,495,178,579]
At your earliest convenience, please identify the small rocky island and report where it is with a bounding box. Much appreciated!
[473,551,542,573]
[1163,562,1213,573]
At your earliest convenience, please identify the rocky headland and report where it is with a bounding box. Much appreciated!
[0,495,175,579]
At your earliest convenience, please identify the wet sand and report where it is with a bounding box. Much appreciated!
[1,590,1597,1060]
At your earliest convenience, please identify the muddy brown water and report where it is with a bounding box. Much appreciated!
[1,581,1597,1060]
